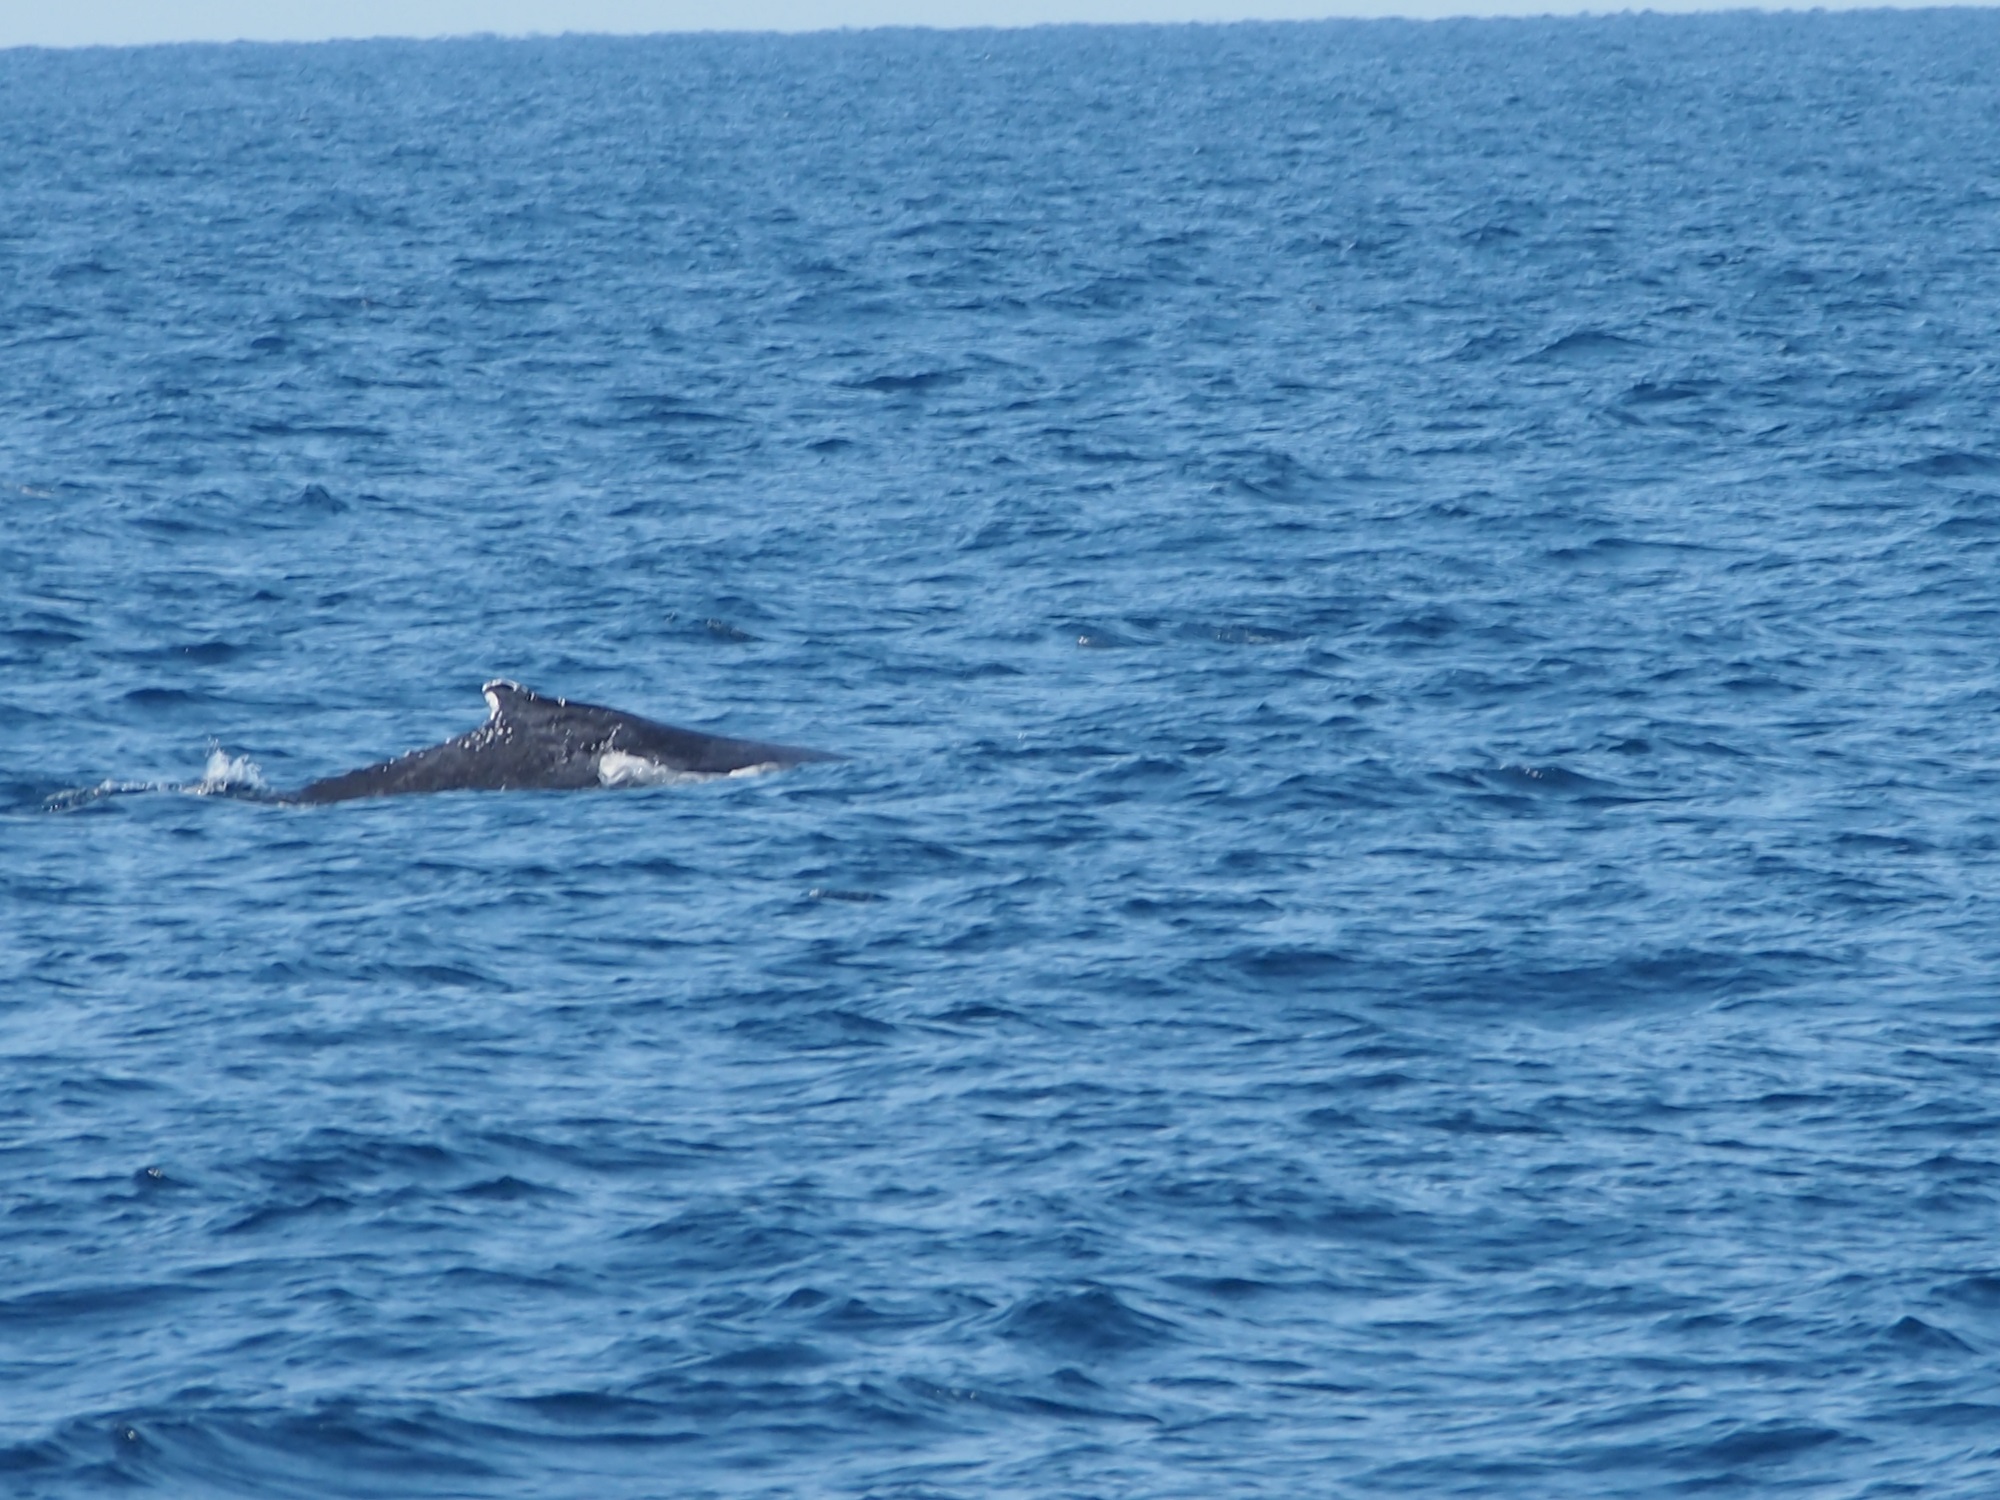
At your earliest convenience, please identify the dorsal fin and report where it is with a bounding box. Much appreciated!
[481,679,563,722]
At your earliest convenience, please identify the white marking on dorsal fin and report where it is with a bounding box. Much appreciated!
[482,679,530,720]
[480,680,572,723]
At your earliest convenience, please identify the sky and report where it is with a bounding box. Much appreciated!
[0,0,1973,49]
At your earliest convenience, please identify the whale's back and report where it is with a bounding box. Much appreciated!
[292,681,839,804]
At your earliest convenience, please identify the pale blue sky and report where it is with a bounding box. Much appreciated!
[0,0,1966,48]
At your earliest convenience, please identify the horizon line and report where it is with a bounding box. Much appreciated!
[5,1,1992,54]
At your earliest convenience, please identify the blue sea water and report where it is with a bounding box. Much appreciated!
[6,10,2000,1494]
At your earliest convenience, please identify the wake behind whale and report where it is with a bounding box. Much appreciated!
[291,680,840,804]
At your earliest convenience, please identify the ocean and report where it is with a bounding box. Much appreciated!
[6,11,2000,1494]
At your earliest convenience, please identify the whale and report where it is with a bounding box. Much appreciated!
[290,680,840,804]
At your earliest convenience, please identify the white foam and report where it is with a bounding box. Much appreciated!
[596,751,780,788]
[44,779,158,811]
[42,748,271,810]
[186,747,268,797]
[597,750,699,787]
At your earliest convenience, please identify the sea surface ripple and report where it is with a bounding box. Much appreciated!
[7,14,2000,1496]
